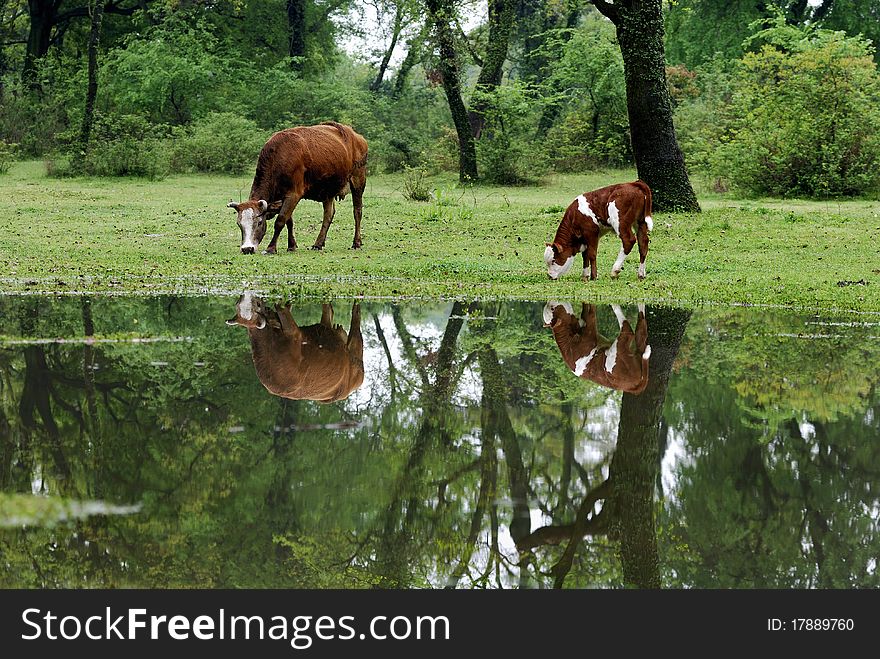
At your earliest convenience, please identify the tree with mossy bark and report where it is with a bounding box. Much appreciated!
[591,0,700,211]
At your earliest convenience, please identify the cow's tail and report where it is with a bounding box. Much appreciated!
[633,180,653,232]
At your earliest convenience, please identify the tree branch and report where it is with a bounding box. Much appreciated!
[591,0,620,22]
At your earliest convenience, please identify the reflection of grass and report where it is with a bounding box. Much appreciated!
[1,161,879,311]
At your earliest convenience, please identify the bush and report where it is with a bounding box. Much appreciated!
[536,16,631,171]
[0,140,17,174]
[709,27,880,197]
[475,84,547,185]
[51,114,170,179]
[169,113,268,174]
[402,163,432,201]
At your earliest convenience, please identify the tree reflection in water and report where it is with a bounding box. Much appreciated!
[0,296,878,588]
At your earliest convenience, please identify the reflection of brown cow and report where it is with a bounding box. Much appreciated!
[226,293,364,403]
[543,302,650,394]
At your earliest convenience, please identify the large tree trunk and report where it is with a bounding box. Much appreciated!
[287,0,306,72]
[466,0,515,138]
[23,0,57,90]
[593,0,700,211]
[79,0,103,147]
[426,0,478,182]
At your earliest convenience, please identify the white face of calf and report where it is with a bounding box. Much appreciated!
[228,199,269,254]
[544,243,575,280]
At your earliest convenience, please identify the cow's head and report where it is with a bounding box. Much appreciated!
[226,292,268,329]
[228,199,269,254]
[544,242,576,280]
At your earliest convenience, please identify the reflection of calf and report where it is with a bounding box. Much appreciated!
[543,302,651,394]
[227,293,364,402]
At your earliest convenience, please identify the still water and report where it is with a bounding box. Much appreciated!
[0,295,878,588]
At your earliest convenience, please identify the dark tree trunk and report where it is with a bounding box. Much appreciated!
[79,0,103,147]
[23,0,57,89]
[592,0,700,211]
[466,0,515,138]
[370,5,405,92]
[610,307,690,588]
[426,0,478,181]
[287,0,306,72]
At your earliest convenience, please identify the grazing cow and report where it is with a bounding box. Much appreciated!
[227,121,368,254]
[544,181,653,281]
[226,293,364,403]
[543,302,651,394]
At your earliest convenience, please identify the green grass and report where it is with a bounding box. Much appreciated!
[2,161,879,311]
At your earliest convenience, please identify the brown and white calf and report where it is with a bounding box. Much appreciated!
[226,293,364,403]
[543,302,651,394]
[227,121,368,254]
[544,181,653,281]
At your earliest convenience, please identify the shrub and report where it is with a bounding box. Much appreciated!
[52,114,170,179]
[402,163,432,201]
[169,113,268,174]
[475,84,547,185]
[0,140,17,174]
[711,27,880,197]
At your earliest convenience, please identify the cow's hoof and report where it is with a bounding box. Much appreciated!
[638,274,647,281]
[264,247,277,255]
[352,242,362,250]
[611,270,621,279]
[311,245,324,251]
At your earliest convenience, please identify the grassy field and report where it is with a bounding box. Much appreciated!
[1,161,879,311]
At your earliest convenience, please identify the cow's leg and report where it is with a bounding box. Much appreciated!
[611,304,627,330]
[267,193,301,254]
[275,303,299,337]
[320,303,334,328]
[611,228,637,278]
[636,220,649,280]
[312,199,336,250]
[347,302,363,363]
[350,170,366,249]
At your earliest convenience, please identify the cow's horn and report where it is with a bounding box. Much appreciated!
[227,199,237,209]
[258,199,268,213]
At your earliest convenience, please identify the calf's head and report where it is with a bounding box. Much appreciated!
[228,199,269,254]
[544,242,576,280]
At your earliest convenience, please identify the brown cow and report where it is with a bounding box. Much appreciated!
[227,121,368,254]
[543,302,651,394]
[544,181,653,281]
[226,293,364,403]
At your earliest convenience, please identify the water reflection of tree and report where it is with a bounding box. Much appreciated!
[2,297,880,588]
[517,308,690,588]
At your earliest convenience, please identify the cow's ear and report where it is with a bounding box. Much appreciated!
[258,199,268,213]
[551,242,562,255]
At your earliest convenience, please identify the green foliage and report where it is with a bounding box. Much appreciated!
[475,84,546,185]
[717,29,880,197]
[401,163,432,201]
[169,113,269,175]
[52,114,170,179]
[0,140,16,174]
[676,26,880,197]
[100,17,236,125]
[538,19,631,170]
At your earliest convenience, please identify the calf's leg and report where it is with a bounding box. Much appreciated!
[636,221,649,280]
[611,229,637,278]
